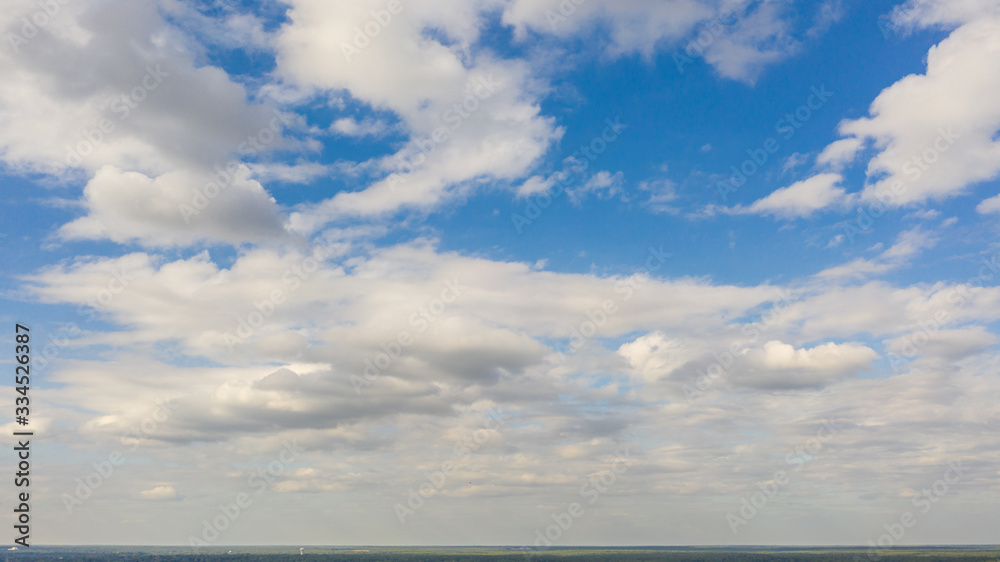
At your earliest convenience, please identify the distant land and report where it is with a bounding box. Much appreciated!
[4,545,1000,561]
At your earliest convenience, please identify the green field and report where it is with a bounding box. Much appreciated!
[4,546,1000,561]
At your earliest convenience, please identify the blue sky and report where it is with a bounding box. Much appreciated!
[1,0,1000,548]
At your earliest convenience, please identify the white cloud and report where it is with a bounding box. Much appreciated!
[822,3,1000,206]
[816,137,864,169]
[138,485,179,500]
[617,332,697,383]
[906,208,941,220]
[502,0,813,83]
[729,340,878,389]
[638,178,679,214]
[330,117,390,138]
[976,193,1000,214]
[569,170,625,204]
[815,227,938,280]
[741,173,851,218]
[25,241,775,370]
[0,1,296,247]
[888,0,1000,29]
[0,2,293,175]
[502,0,711,49]
[58,165,289,246]
[275,0,561,230]
[23,240,1000,544]
[886,326,997,363]
[246,162,330,185]
[8,0,1000,546]
[515,174,555,198]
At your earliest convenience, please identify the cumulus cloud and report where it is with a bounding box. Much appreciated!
[0,0,296,247]
[728,340,878,389]
[740,173,851,218]
[976,193,1000,214]
[22,238,1000,543]
[817,2,1000,206]
[816,137,865,169]
[138,485,179,500]
[58,165,289,246]
[617,332,694,383]
[275,0,561,230]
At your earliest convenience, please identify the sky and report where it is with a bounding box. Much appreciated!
[1,0,999,549]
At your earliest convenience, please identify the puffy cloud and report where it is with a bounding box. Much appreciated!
[23,240,1000,544]
[617,332,697,383]
[976,193,1000,214]
[728,340,878,389]
[819,3,1000,206]
[515,174,555,198]
[816,137,864,169]
[138,485,179,500]
[0,0,296,246]
[275,0,560,229]
[0,1,292,175]
[330,117,391,138]
[741,173,850,218]
[58,165,289,246]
